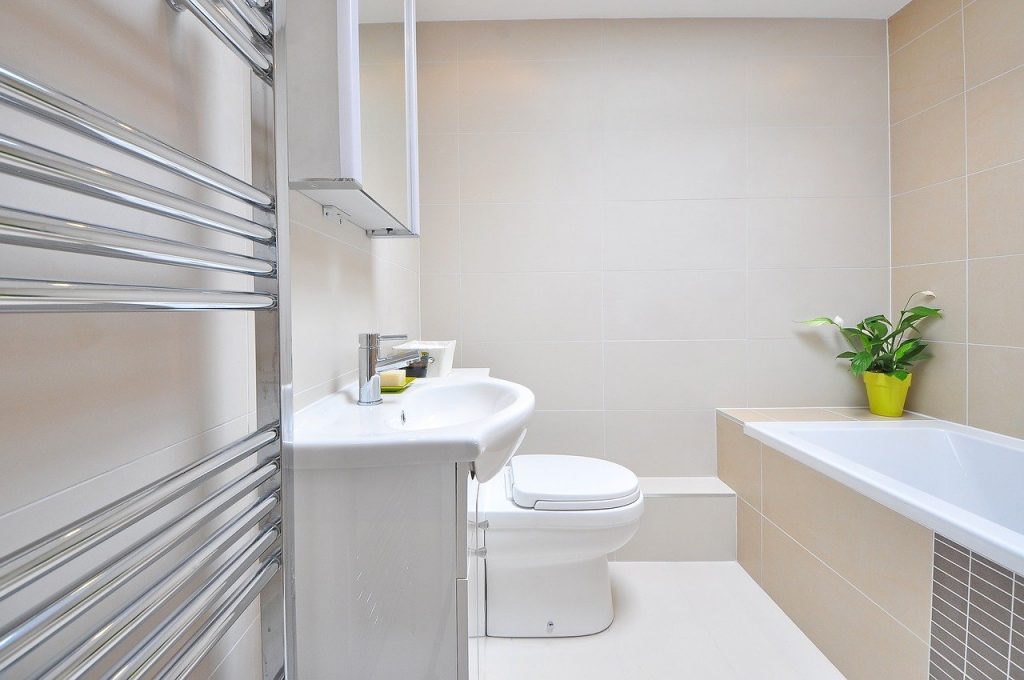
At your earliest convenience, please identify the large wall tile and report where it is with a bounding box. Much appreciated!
[459,132,602,203]
[737,499,762,583]
[602,199,746,271]
[457,19,604,62]
[461,272,602,341]
[461,342,604,411]
[602,128,747,201]
[762,522,931,680]
[747,197,889,269]
[967,66,1024,173]
[969,160,1024,258]
[964,0,1024,88]
[602,19,756,61]
[417,61,459,134]
[420,274,461,339]
[891,261,967,343]
[747,56,889,127]
[888,0,961,53]
[888,13,964,122]
[517,410,605,457]
[891,179,967,266]
[747,338,866,407]
[717,414,762,509]
[968,345,1024,438]
[461,203,602,273]
[605,410,716,476]
[458,59,603,133]
[968,255,1024,347]
[747,268,890,340]
[762,447,935,640]
[602,56,746,130]
[904,341,968,423]
[605,341,748,411]
[603,270,747,341]
[747,126,889,198]
[419,133,460,204]
[891,95,966,195]
[419,204,461,274]
[746,19,886,57]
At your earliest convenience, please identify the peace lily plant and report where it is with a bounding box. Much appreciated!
[802,290,942,417]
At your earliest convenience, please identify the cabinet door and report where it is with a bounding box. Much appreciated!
[458,464,484,680]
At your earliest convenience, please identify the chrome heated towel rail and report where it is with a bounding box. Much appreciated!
[0,0,293,677]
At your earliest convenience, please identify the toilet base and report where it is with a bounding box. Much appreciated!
[485,556,613,638]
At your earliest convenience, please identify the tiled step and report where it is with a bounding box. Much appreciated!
[612,477,737,562]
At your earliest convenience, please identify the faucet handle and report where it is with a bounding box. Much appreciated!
[359,332,408,348]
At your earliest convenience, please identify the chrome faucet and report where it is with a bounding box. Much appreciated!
[358,333,421,405]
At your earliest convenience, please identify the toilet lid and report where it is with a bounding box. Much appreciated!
[508,455,641,511]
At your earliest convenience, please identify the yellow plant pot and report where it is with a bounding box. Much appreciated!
[863,371,912,417]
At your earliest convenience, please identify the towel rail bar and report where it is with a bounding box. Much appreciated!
[0,65,272,207]
[168,0,273,78]
[0,278,276,312]
[0,207,275,275]
[0,135,274,242]
[221,0,273,39]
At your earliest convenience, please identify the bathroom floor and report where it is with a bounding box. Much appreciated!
[479,561,844,680]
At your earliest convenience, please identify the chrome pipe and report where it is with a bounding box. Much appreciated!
[0,65,272,207]
[246,0,270,9]
[0,278,275,312]
[39,510,280,680]
[0,427,278,601]
[219,0,272,40]
[174,0,273,78]
[0,135,274,242]
[155,555,281,680]
[0,207,275,276]
[0,463,280,674]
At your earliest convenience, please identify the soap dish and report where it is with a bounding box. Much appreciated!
[381,377,416,393]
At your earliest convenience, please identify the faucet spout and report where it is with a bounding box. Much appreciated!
[357,333,418,405]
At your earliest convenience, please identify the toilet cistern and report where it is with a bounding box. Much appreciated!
[357,332,422,405]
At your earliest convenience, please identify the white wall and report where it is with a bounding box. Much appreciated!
[417,18,893,476]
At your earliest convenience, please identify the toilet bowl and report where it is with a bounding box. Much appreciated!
[478,455,644,638]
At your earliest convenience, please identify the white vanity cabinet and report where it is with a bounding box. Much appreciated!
[293,460,480,679]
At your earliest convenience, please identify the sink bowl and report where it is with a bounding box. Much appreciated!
[294,374,535,482]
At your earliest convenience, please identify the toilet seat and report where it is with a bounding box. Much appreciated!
[509,455,641,510]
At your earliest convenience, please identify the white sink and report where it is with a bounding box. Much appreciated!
[293,373,535,481]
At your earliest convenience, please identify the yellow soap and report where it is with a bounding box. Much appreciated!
[380,369,406,388]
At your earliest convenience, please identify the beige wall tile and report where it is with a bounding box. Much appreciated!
[605,410,716,476]
[614,495,736,561]
[747,56,889,127]
[967,66,1024,173]
[888,0,962,53]
[747,338,867,407]
[420,274,461,339]
[517,410,605,457]
[462,342,604,410]
[602,199,746,271]
[969,160,1024,258]
[891,179,967,265]
[417,21,459,63]
[737,498,763,583]
[457,19,604,62]
[418,133,460,204]
[747,268,890,339]
[747,197,890,269]
[602,128,747,200]
[602,19,756,60]
[461,203,602,273]
[417,61,459,134]
[891,94,966,194]
[747,19,887,57]
[968,345,1024,437]
[746,126,889,198]
[419,204,461,274]
[762,447,935,641]
[904,341,968,422]
[762,522,931,680]
[458,59,603,133]
[602,56,746,131]
[603,270,747,341]
[461,272,602,341]
[459,132,602,203]
[963,0,1024,87]
[891,261,967,343]
[888,13,965,122]
[605,341,748,410]
[716,414,762,509]
[755,408,853,421]
[968,254,1024,347]
[718,408,778,423]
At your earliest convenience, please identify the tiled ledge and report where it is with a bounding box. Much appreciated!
[639,476,734,497]
[717,406,932,425]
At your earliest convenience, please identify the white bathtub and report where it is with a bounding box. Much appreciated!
[744,419,1024,574]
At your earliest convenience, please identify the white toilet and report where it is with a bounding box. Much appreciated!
[478,455,644,638]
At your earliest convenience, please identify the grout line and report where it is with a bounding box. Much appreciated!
[889,7,963,57]
[960,9,972,429]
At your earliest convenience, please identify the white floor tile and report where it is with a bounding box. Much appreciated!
[480,561,844,680]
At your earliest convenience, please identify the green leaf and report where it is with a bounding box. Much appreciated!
[836,351,857,359]
[906,306,941,318]
[892,369,910,381]
[840,327,869,351]
[850,351,873,376]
